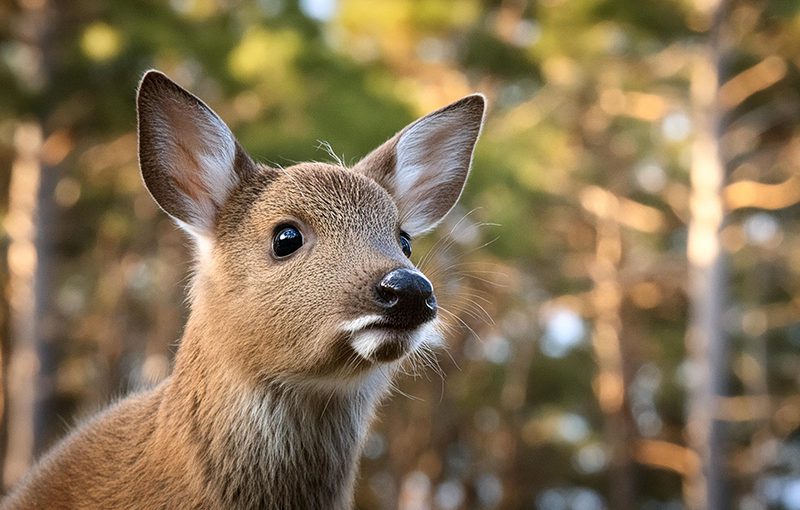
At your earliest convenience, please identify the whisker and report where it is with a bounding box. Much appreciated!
[416,345,449,402]
[422,226,502,274]
[445,289,493,305]
[439,306,484,343]
[418,347,445,380]
[455,272,509,288]
[459,234,502,258]
[342,352,361,377]
[442,262,507,270]
[439,343,461,373]
[448,293,494,318]
[419,235,460,273]
[320,384,338,417]
[444,301,494,326]
[424,263,509,286]
[443,302,488,325]
[381,367,423,401]
[418,235,500,277]
[417,208,484,270]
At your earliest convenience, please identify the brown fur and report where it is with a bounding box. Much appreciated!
[3,71,484,509]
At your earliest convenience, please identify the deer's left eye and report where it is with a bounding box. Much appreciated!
[399,231,412,258]
[272,225,303,258]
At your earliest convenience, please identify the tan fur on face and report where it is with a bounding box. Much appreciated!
[194,163,412,382]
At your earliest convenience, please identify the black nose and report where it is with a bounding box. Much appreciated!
[375,268,437,328]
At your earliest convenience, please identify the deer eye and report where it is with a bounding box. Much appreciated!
[272,225,303,258]
[399,231,412,258]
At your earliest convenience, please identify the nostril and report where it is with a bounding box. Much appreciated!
[376,281,399,307]
[425,295,437,310]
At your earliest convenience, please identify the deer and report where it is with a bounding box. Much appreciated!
[3,70,485,510]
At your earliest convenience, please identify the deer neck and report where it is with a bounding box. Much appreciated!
[163,318,391,510]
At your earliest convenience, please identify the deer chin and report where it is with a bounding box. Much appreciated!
[347,320,438,363]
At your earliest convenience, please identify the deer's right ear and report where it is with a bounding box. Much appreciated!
[353,95,485,237]
[137,70,254,240]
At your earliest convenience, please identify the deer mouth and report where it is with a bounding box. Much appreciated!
[365,331,412,362]
[340,316,437,363]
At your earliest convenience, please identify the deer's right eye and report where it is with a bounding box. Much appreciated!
[399,231,412,258]
[272,225,303,258]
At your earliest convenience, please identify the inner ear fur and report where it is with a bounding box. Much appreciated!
[353,94,486,237]
[137,70,256,238]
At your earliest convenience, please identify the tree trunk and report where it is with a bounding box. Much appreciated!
[684,1,730,508]
[3,0,62,488]
[581,187,636,508]
[588,193,637,510]
[0,134,15,493]
[3,123,43,489]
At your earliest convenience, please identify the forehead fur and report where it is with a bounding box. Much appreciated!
[219,163,399,240]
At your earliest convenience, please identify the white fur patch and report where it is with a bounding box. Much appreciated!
[338,315,384,333]
[350,321,438,361]
[174,218,213,263]
[351,330,386,360]
[414,321,440,351]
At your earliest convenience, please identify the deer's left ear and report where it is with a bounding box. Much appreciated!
[137,70,256,241]
[354,95,485,237]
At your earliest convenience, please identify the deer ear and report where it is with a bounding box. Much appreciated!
[354,95,485,236]
[137,70,254,240]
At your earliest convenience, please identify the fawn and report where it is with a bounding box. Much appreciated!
[3,70,485,509]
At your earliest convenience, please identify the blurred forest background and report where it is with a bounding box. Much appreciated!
[1,0,800,508]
